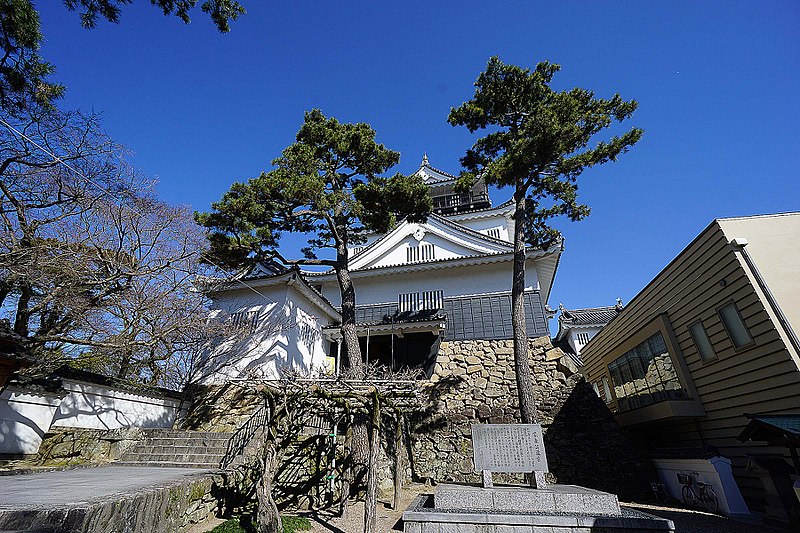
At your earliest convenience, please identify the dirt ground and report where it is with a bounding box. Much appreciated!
[305,484,429,533]
[190,484,791,533]
[303,485,790,533]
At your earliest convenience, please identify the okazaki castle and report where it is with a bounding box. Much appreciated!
[196,156,562,382]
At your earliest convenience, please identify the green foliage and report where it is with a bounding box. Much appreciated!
[196,109,431,270]
[281,515,311,532]
[448,56,643,247]
[63,1,246,32]
[209,517,252,533]
[0,0,245,112]
[208,515,310,533]
[0,0,63,113]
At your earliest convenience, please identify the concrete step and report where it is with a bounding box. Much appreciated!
[114,461,220,469]
[121,453,224,464]
[134,429,230,439]
[116,429,237,468]
[126,445,227,455]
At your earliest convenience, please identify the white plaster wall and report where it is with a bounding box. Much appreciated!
[455,215,511,241]
[50,380,182,430]
[319,259,540,307]
[653,457,750,516]
[198,282,335,383]
[0,388,63,454]
[279,285,334,375]
[368,232,484,268]
[198,284,289,383]
[567,326,603,355]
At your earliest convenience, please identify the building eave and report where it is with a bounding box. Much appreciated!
[308,246,559,282]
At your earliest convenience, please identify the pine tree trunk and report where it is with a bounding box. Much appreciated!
[334,248,370,497]
[363,390,381,533]
[512,186,538,424]
[393,414,404,510]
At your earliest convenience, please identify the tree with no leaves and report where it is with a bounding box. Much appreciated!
[0,105,222,387]
[449,57,643,425]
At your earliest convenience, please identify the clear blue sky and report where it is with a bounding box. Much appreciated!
[37,1,799,333]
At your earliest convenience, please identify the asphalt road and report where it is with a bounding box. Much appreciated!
[0,466,212,510]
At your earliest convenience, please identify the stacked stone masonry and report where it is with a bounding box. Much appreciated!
[411,337,650,498]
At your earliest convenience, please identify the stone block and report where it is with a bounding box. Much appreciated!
[433,484,619,515]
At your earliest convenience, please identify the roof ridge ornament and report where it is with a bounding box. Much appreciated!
[421,153,429,167]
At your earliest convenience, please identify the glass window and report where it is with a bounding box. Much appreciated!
[719,303,752,348]
[689,321,716,361]
[606,331,688,412]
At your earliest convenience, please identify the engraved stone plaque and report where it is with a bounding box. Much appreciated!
[471,424,549,474]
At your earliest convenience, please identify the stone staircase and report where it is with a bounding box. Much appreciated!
[116,429,233,469]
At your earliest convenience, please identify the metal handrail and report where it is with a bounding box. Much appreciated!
[220,404,270,469]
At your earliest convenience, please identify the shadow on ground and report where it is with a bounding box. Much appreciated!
[624,502,790,533]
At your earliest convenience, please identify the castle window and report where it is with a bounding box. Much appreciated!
[351,246,364,256]
[407,243,434,263]
[230,310,260,332]
[487,228,501,240]
[398,290,443,312]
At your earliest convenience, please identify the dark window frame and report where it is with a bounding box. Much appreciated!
[688,320,717,363]
[716,300,755,351]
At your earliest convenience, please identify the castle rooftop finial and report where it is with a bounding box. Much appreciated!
[421,152,429,167]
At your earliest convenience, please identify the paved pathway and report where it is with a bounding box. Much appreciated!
[0,466,212,510]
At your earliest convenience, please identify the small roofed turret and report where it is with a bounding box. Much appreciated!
[413,155,490,215]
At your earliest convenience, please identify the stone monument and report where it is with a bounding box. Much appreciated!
[402,423,675,532]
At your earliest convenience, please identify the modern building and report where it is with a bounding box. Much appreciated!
[580,212,800,523]
[197,156,562,380]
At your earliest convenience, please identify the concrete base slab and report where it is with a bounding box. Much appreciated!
[435,483,621,515]
[403,494,675,533]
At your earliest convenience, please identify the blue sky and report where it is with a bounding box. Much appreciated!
[37,1,799,332]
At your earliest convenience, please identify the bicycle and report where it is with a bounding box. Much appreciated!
[677,471,719,513]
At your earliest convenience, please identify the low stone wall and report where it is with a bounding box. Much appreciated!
[35,428,144,466]
[0,472,220,533]
[410,337,651,498]
[181,382,263,433]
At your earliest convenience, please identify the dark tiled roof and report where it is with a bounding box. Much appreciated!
[739,414,800,442]
[350,291,550,341]
[355,305,446,326]
[560,305,622,326]
[241,260,288,280]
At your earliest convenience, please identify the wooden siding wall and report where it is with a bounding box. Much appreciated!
[581,222,800,508]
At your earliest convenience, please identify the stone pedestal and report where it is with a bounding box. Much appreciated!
[402,484,675,533]
[435,483,621,515]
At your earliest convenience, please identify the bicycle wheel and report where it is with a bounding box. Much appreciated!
[681,485,696,507]
[702,487,719,513]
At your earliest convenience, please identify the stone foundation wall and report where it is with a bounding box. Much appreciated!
[183,336,651,504]
[410,337,651,498]
[34,428,143,466]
